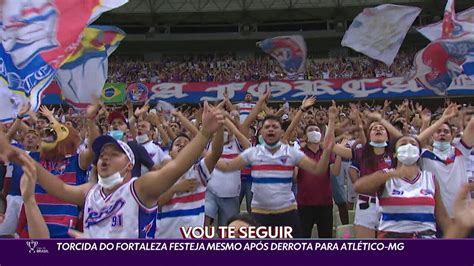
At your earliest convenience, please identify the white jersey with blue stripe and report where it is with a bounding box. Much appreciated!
[84,178,157,239]
[156,158,210,238]
[207,138,243,198]
[240,144,304,211]
[237,102,255,122]
[420,140,472,217]
[378,170,436,233]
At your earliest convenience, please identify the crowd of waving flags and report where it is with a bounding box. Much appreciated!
[341,0,474,95]
[0,0,127,123]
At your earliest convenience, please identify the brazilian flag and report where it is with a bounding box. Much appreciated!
[102,83,126,104]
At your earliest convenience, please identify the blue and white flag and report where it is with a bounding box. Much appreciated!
[0,0,127,123]
[463,49,474,78]
[417,7,474,41]
[257,35,307,74]
[342,4,421,66]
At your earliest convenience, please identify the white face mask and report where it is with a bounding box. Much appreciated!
[136,134,149,144]
[396,143,420,165]
[98,166,128,189]
[307,131,321,143]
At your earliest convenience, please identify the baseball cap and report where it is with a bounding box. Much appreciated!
[107,111,127,125]
[92,135,135,166]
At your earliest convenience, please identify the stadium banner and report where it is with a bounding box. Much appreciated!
[41,75,474,105]
[0,239,471,265]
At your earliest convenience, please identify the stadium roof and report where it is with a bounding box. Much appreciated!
[111,0,425,13]
[98,0,472,29]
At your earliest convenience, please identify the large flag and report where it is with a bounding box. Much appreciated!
[0,0,127,123]
[462,48,474,78]
[417,7,474,41]
[341,4,421,66]
[55,25,125,109]
[409,34,474,95]
[257,35,307,74]
[410,0,474,95]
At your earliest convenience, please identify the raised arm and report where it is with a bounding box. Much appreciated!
[172,110,199,137]
[204,126,224,173]
[18,153,49,238]
[444,183,474,238]
[461,114,474,147]
[224,117,251,150]
[241,91,270,137]
[6,102,32,141]
[283,96,315,142]
[79,102,101,170]
[147,112,171,147]
[135,102,224,207]
[354,165,418,195]
[417,103,459,144]
[365,110,403,140]
[0,138,93,207]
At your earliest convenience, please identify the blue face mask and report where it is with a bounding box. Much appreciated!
[433,141,451,151]
[369,141,388,148]
[109,130,125,141]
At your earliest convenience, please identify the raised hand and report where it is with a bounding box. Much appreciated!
[328,100,338,121]
[39,105,55,119]
[201,101,224,134]
[452,183,474,229]
[301,96,316,111]
[420,108,432,124]
[364,110,383,122]
[86,98,101,119]
[258,90,271,103]
[415,102,423,113]
[442,103,460,120]
[18,102,31,117]
[135,101,150,118]
[0,133,23,164]
[383,100,391,109]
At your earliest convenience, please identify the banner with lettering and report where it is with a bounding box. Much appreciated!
[41,76,474,105]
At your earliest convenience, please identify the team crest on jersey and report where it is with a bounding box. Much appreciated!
[85,199,126,227]
[279,156,289,164]
[391,189,404,196]
[420,189,434,196]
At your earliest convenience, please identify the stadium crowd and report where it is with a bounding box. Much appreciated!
[108,51,416,83]
[0,89,473,239]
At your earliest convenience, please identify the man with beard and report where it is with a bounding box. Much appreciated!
[236,92,256,123]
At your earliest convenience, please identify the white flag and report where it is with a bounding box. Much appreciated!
[342,4,421,66]
[417,7,474,41]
